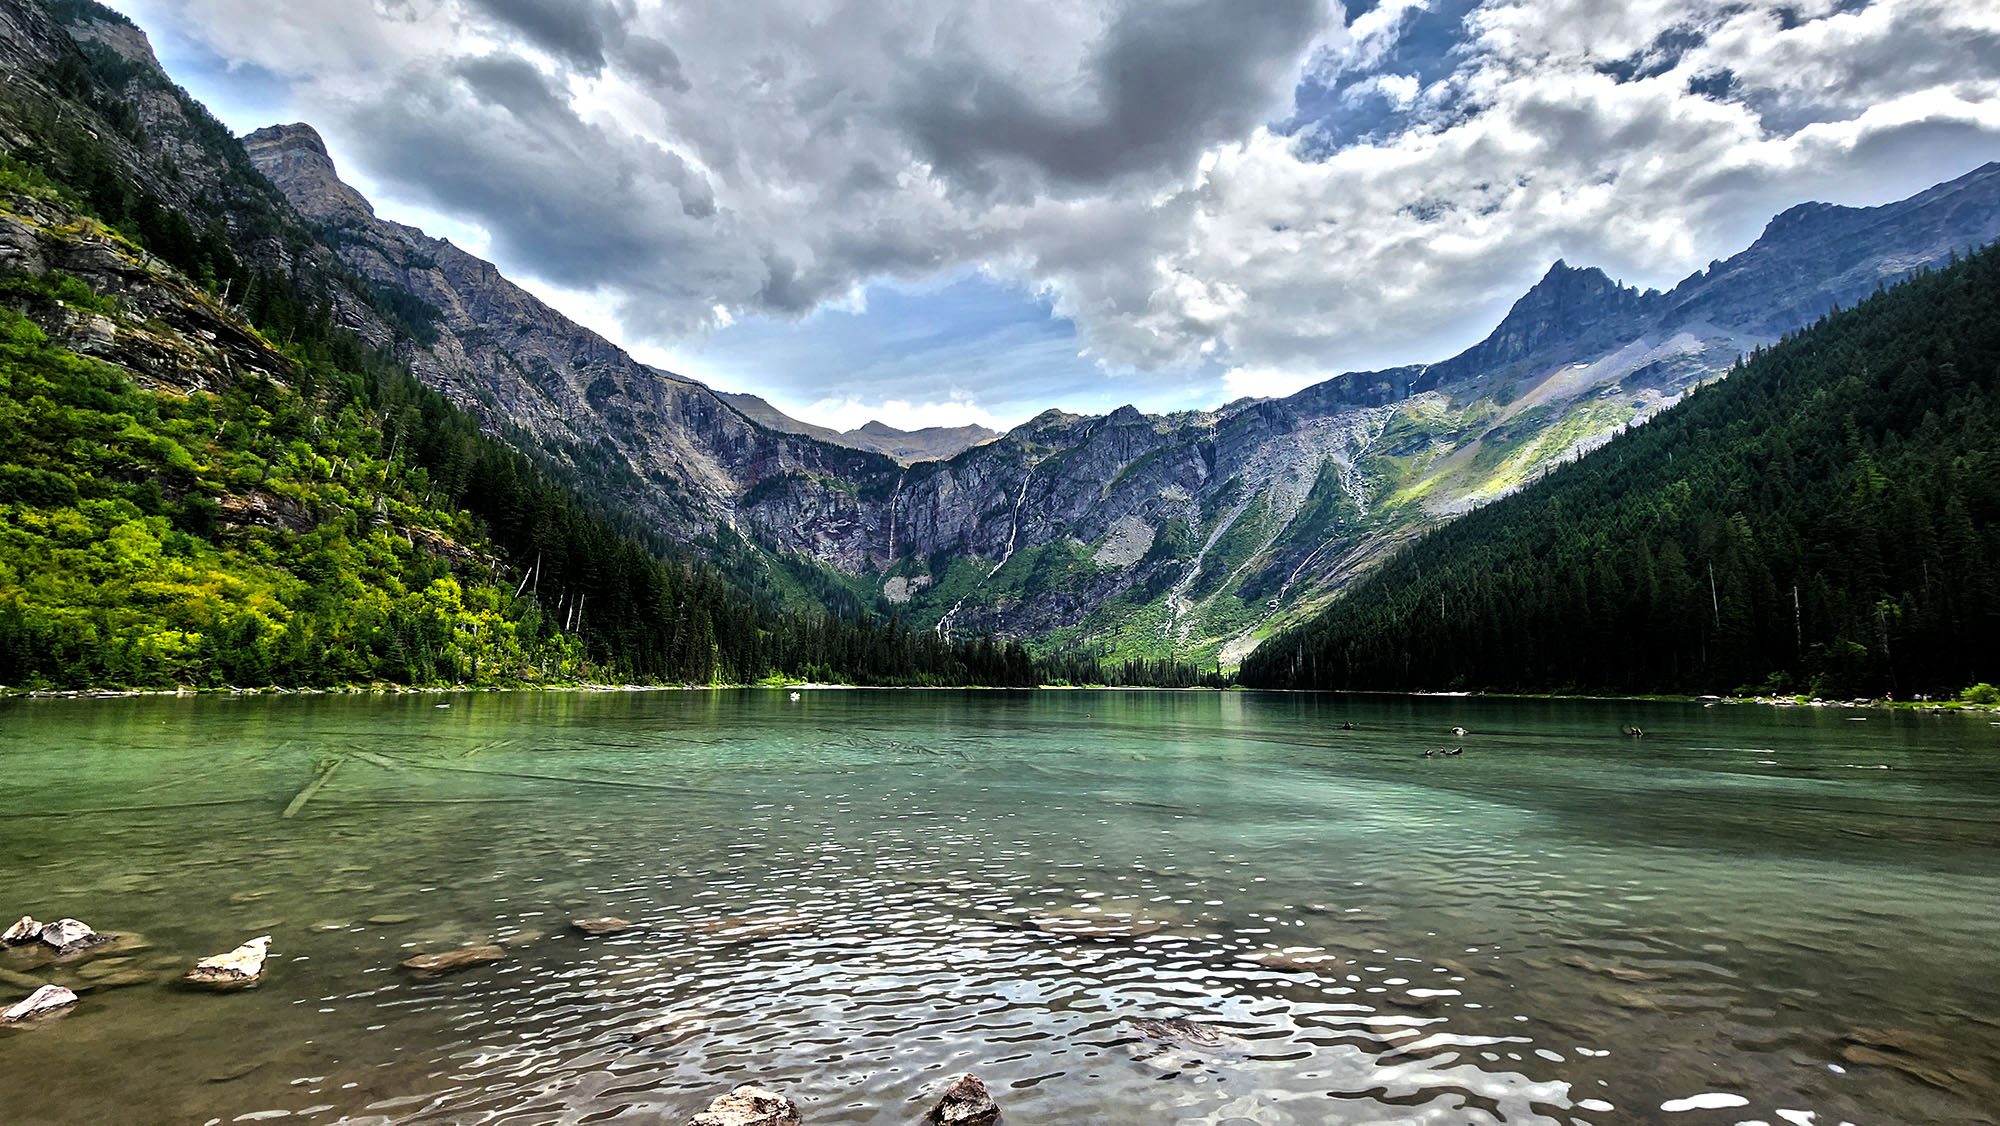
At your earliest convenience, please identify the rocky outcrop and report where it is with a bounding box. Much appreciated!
[242,122,902,546]
[0,195,293,397]
[687,1085,802,1126]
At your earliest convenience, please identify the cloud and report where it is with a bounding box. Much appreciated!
[463,0,632,74]
[1222,365,1329,402]
[799,394,1007,435]
[895,0,1328,196]
[118,0,2000,405]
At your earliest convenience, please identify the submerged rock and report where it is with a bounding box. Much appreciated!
[0,967,46,992]
[1025,908,1165,941]
[2,984,78,1023]
[1238,948,1339,973]
[78,967,157,991]
[2,916,41,945]
[693,915,812,944]
[183,936,272,990]
[572,916,635,936]
[924,1073,1001,1125]
[687,1084,802,1126]
[1128,1017,1252,1055]
[1838,1027,1996,1098]
[400,945,505,975]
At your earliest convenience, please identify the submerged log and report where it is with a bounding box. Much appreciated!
[687,1085,802,1126]
[924,1074,1001,1125]
[1,984,77,1023]
[182,936,272,990]
[282,756,347,818]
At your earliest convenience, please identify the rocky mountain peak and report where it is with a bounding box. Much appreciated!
[1760,199,1844,240]
[60,3,160,71]
[1447,258,1648,375]
[241,123,376,225]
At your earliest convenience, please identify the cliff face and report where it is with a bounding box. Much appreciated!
[240,123,901,547]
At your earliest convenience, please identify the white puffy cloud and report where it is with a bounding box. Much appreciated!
[799,394,1007,434]
[111,0,2000,401]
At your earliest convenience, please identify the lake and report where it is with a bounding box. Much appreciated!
[0,690,1996,1124]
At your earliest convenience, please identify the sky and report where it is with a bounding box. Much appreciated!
[103,0,2000,432]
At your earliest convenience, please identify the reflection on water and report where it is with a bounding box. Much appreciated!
[0,690,1996,1124]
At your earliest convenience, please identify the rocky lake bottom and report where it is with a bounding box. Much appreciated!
[0,689,1996,1124]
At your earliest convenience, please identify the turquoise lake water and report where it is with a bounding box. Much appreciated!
[0,690,1996,1124]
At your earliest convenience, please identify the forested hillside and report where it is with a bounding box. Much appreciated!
[1242,247,2000,699]
[0,3,1054,690]
[0,181,1039,689]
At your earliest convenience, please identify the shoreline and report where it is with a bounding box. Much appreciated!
[2,682,1995,716]
[0,681,1224,700]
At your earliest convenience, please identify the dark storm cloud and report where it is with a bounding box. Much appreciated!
[616,36,690,93]
[897,0,1327,194]
[343,57,739,327]
[452,54,568,122]
[462,0,633,74]
[158,0,2000,384]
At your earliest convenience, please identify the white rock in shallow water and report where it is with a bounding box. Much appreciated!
[687,1085,801,1126]
[37,918,109,955]
[1,916,41,945]
[2,984,78,1023]
[183,936,272,989]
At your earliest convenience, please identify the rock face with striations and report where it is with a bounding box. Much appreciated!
[242,122,902,547]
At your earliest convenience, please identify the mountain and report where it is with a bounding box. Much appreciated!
[237,122,903,546]
[28,0,2000,669]
[0,0,1064,690]
[1241,244,2000,698]
[249,99,2000,664]
[766,163,2000,665]
[714,390,997,463]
